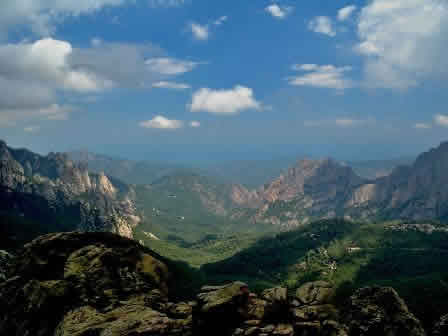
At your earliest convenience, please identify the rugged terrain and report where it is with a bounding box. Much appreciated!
[0,141,140,241]
[230,142,448,228]
[1,231,444,336]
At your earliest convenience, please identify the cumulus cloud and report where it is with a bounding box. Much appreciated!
[189,23,210,40]
[434,114,448,127]
[152,81,191,90]
[338,5,357,21]
[139,116,184,129]
[190,121,201,128]
[0,38,201,126]
[356,0,448,89]
[308,16,336,37]
[265,4,293,19]
[288,64,354,90]
[189,85,261,115]
[145,57,200,75]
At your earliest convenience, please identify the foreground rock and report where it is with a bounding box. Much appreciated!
[0,232,187,336]
[0,232,429,336]
[344,286,426,336]
[0,250,13,282]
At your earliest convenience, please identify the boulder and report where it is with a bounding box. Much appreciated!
[344,287,426,336]
[0,250,13,282]
[0,232,173,336]
[296,281,334,305]
[433,314,448,336]
[197,282,250,313]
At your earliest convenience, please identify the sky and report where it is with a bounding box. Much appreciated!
[0,0,447,163]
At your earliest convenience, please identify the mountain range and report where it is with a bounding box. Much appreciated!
[0,140,140,245]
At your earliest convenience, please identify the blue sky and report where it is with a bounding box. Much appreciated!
[1,0,447,162]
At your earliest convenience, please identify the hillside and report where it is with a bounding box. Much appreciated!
[133,172,271,244]
[202,219,448,329]
[0,140,140,241]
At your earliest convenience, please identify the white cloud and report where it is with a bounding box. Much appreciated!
[139,116,184,129]
[152,81,191,90]
[24,125,41,133]
[0,0,186,36]
[356,0,448,89]
[145,58,200,75]
[190,121,201,128]
[305,118,372,128]
[414,123,432,129]
[189,23,210,40]
[0,38,112,92]
[189,85,261,115]
[214,16,228,26]
[289,64,354,90]
[308,16,336,37]
[0,38,199,126]
[338,5,357,21]
[265,4,293,19]
[434,114,448,127]
[0,0,129,36]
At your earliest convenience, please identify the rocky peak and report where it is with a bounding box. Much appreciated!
[0,140,140,239]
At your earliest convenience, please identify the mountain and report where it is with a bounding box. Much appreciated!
[68,150,188,185]
[0,140,140,241]
[230,142,448,228]
[347,141,448,220]
[231,158,366,228]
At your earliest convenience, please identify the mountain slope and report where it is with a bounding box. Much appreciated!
[0,140,140,241]
[134,172,270,244]
[232,159,366,228]
[347,141,448,220]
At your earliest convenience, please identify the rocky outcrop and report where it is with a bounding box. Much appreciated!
[0,250,12,282]
[344,287,426,336]
[432,314,448,336]
[0,232,431,336]
[0,232,182,336]
[0,140,140,239]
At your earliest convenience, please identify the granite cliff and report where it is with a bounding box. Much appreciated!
[0,140,140,240]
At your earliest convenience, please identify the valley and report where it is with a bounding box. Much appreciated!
[2,140,448,335]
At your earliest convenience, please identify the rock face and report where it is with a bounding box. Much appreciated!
[433,314,448,336]
[344,287,426,336]
[0,232,184,336]
[347,141,448,220]
[0,250,13,282]
[232,142,448,228]
[232,159,365,228]
[0,232,430,336]
[0,140,140,239]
